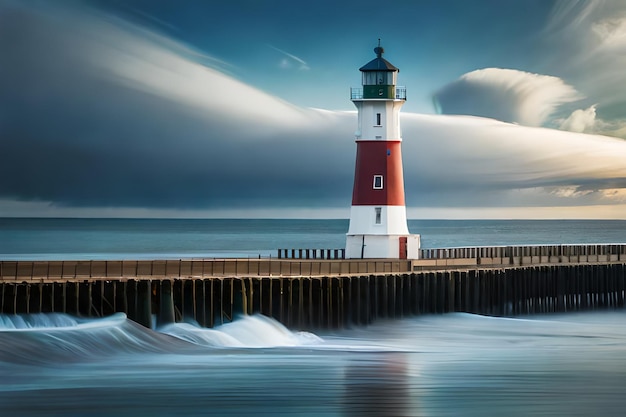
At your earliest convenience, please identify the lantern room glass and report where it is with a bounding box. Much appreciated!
[362,71,396,86]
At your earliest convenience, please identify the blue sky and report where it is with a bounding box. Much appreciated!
[92,0,555,114]
[2,0,626,219]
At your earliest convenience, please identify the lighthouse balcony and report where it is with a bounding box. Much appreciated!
[351,86,406,100]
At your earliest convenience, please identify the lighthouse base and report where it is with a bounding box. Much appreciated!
[345,234,421,259]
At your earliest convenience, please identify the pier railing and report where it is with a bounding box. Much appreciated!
[2,244,626,281]
[277,248,345,259]
[414,244,626,270]
[419,244,626,260]
[0,258,409,281]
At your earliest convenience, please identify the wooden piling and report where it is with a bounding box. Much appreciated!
[157,280,175,327]
[136,280,152,329]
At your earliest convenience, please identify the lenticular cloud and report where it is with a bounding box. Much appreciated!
[433,68,582,127]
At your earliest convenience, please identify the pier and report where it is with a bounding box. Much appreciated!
[1,243,625,329]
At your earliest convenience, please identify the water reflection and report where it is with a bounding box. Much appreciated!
[343,354,414,417]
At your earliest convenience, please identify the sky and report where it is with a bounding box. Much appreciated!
[2,0,626,219]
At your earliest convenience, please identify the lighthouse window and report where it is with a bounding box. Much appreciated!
[373,175,383,189]
[363,71,392,85]
[376,113,381,126]
[375,207,382,224]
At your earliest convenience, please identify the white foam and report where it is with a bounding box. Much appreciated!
[0,313,80,330]
[159,315,323,348]
[158,322,243,347]
[0,312,128,332]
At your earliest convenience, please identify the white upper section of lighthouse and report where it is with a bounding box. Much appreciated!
[351,41,406,142]
[354,101,404,141]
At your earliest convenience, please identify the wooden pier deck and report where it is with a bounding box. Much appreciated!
[1,244,625,329]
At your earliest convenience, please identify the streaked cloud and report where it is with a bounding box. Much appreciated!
[591,16,626,51]
[400,113,626,209]
[541,0,626,138]
[268,45,310,71]
[550,186,594,199]
[124,5,180,32]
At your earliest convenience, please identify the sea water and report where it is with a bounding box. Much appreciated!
[1,218,626,416]
[0,312,625,416]
[2,218,626,260]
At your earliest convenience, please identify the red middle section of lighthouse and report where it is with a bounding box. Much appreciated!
[351,140,405,206]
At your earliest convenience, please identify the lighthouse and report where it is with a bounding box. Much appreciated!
[345,42,421,259]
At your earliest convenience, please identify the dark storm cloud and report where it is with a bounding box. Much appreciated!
[0,3,355,210]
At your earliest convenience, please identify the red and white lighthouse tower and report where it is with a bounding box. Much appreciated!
[345,42,421,259]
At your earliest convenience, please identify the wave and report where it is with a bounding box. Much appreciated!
[0,312,82,329]
[0,313,324,365]
[159,315,323,348]
[4,311,621,367]
[0,313,197,365]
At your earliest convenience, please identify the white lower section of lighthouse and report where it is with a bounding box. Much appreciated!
[346,206,421,259]
[346,234,421,259]
[347,206,409,235]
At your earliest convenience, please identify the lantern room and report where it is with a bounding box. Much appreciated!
[359,43,399,99]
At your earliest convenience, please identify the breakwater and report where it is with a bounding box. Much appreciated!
[1,244,625,329]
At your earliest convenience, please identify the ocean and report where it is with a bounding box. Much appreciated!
[1,218,626,416]
[2,218,626,260]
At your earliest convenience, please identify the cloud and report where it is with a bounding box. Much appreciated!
[400,114,626,208]
[118,4,181,33]
[540,1,626,136]
[448,1,626,141]
[550,186,594,198]
[544,0,597,34]
[559,105,598,133]
[599,188,626,202]
[433,68,582,127]
[0,2,340,209]
[4,2,626,219]
[268,45,310,70]
[591,16,626,52]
